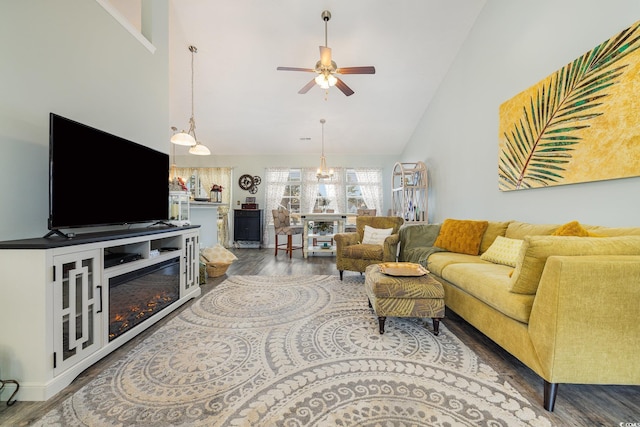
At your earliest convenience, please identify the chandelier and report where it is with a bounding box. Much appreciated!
[316,119,334,180]
[170,45,210,156]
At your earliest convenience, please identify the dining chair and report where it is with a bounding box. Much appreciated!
[272,208,303,258]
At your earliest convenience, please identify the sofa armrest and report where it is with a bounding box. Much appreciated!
[528,255,640,384]
[383,234,400,262]
[398,224,441,259]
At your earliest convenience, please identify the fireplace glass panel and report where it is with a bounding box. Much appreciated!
[108,257,180,341]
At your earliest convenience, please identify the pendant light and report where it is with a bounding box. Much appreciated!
[171,45,211,155]
[316,119,334,180]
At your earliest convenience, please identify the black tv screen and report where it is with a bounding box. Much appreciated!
[49,113,169,230]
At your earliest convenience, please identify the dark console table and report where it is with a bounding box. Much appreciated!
[234,209,262,247]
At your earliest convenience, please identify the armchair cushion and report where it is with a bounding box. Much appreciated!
[342,243,384,260]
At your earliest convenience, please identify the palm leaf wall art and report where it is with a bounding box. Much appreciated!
[498,20,640,191]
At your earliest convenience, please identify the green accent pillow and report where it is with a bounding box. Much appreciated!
[480,236,523,267]
[433,219,489,255]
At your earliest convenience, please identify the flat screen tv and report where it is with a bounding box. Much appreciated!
[48,113,169,232]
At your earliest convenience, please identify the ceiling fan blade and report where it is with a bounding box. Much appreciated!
[335,66,376,75]
[319,46,332,67]
[298,79,317,94]
[334,77,354,96]
[277,66,315,72]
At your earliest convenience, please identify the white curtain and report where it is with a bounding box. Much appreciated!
[354,168,383,215]
[301,168,320,213]
[174,167,232,204]
[263,167,290,245]
[326,167,346,213]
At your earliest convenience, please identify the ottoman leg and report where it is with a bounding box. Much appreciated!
[432,318,442,336]
[378,316,386,334]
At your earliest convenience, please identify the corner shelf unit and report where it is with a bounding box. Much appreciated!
[392,161,428,223]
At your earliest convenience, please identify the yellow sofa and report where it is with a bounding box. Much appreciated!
[398,219,640,411]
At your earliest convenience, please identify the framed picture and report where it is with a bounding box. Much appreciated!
[245,197,256,203]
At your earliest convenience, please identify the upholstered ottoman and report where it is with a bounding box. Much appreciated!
[364,263,445,335]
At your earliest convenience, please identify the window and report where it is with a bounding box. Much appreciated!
[264,167,383,241]
[346,168,383,214]
[279,169,301,214]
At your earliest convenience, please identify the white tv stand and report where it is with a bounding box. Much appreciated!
[0,226,201,401]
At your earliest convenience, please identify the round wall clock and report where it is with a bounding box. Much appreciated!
[238,174,254,190]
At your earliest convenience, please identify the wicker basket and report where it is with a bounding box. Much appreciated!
[206,262,231,278]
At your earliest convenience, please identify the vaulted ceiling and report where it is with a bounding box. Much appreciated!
[168,0,486,156]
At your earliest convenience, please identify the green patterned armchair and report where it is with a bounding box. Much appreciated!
[334,216,404,280]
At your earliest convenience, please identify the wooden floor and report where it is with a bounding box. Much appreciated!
[1,248,638,426]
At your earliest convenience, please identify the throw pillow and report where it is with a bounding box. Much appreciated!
[552,220,590,237]
[480,236,523,267]
[201,244,238,263]
[509,235,640,294]
[433,219,489,255]
[362,225,393,245]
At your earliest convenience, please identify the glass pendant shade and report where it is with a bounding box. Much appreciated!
[189,142,211,156]
[170,131,196,146]
[171,45,210,155]
[316,119,333,180]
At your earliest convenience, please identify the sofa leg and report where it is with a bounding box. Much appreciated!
[378,316,386,334]
[432,318,441,336]
[339,270,344,280]
[543,381,558,412]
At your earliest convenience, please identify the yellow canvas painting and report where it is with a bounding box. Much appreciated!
[498,20,640,191]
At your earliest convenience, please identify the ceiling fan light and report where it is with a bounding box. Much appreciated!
[315,73,336,89]
[189,142,211,156]
[171,131,196,146]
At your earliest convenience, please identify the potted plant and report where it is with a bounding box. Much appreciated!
[316,222,333,235]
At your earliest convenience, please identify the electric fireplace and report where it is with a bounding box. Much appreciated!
[108,257,180,341]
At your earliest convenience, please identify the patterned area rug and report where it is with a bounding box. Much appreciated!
[35,275,551,426]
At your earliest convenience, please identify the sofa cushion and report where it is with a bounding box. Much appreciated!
[479,220,512,254]
[441,262,535,323]
[434,219,489,255]
[427,252,486,277]
[362,225,393,245]
[480,236,523,267]
[505,221,559,239]
[582,225,640,237]
[342,243,384,260]
[510,235,640,294]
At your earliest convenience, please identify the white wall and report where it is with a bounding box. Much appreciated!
[0,0,170,240]
[402,0,640,227]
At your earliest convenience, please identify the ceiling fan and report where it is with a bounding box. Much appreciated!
[277,10,375,97]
